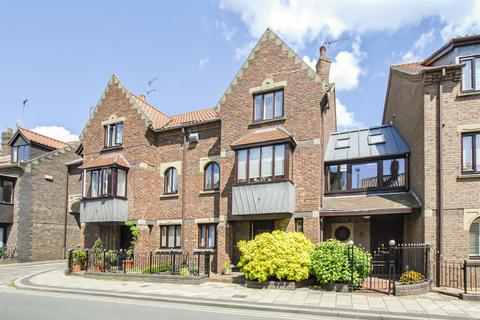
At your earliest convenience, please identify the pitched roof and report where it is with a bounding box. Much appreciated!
[162,108,218,129]
[321,192,421,216]
[130,94,171,129]
[324,124,410,162]
[391,61,424,73]
[79,154,130,170]
[14,128,69,150]
[231,127,294,148]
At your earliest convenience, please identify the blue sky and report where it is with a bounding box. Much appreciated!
[1,0,479,141]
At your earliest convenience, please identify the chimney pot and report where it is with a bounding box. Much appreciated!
[139,95,146,101]
[320,46,327,58]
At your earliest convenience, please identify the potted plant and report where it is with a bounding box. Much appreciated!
[222,260,232,275]
[124,220,140,271]
[104,250,118,272]
[179,265,190,276]
[72,250,87,272]
[399,270,425,284]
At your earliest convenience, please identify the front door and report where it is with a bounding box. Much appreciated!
[250,220,275,239]
[370,214,404,252]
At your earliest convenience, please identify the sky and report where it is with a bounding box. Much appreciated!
[1,0,479,142]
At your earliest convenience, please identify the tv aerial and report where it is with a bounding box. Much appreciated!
[322,36,350,47]
[146,76,157,96]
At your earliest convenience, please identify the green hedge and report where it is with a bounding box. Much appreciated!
[237,231,313,282]
[142,263,171,274]
[310,239,371,286]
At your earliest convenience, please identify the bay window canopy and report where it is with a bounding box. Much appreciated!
[324,125,410,194]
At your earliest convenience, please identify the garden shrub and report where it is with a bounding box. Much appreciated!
[72,250,86,266]
[399,270,425,284]
[237,230,313,282]
[310,239,371,286]
[142,263,171,274]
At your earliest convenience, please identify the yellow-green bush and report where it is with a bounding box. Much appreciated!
[237,230,313,282]
[399,270,425,284]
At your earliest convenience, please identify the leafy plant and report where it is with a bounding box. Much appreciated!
[105,250,118,266]
[222,260,232,275]
[92,238,104,254]
[179,266,190,276]
[142,263,171,274]
[72,250,87,266]
[399,270,425,284]
[310,239,371,287]
[237,230,313,282]
[125,220,140,258]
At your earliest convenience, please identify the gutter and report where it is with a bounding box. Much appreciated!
[151,118,220,133]
[63,165,70,259]
[181,128,187,248]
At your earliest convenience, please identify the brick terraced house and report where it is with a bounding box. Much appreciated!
[73,29,337,270]
[0,127,81,262]
[383,34,480,260]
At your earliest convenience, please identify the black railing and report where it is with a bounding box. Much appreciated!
[355,243,430,295]
[68,249,212,277]
[436,259,480,294]
[0,246,16,260]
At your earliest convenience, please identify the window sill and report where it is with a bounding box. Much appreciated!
[248,117,286,127]
[81,196,127,201]
[457,91,480,98]
[199,190,220,196]
[457,173,480,180]
[233,179,293,186]
[194,248,217,253]
[100,146,123,153]
[160,193,179,200]
[155,248,182,253]
[0,202,13,205]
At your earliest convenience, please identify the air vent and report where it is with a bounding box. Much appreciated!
[188,132,199,143]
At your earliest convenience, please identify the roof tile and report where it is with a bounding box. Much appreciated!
[79,154,130,170]
[18,128,69,150]
[231,127,293,148]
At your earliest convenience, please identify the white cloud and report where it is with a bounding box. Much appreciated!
[235,40,256,61]
[336,98,363,130]
[198,57,210,69]
[220,0,480,49]
[401,29,436,62]
[216,20,237,41]
[31,126,79,142]
[304,37,365,91]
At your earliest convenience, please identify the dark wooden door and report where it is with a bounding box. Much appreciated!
[370,214,404,252]
[250,220,275,239]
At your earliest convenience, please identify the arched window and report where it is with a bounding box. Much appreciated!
[470,217,480,257]
[204,162,220,190]
[164,167,178,194]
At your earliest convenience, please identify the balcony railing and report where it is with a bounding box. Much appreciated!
[80,197,128,223]
[232,180,295,215]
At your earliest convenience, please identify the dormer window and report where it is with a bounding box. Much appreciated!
[335,138,349,149]
[460,56,480,92]
[368,134,385,145]
[12,145,29,162]
[104,123,123,148]
[253,90,284,122]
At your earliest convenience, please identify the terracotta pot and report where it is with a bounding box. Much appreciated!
[93,264,102,272]
[72,264,81,273]
[124,259,134,271]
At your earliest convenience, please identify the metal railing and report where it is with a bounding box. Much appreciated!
[0,246,16,260]
[68,249,212,277]
[437,259,480,294]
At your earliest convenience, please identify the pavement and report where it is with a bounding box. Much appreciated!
[0,260,65,286]
[13,268,480,320]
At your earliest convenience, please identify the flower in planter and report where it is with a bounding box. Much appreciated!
[222,260,232,275]
[399,271,425,284]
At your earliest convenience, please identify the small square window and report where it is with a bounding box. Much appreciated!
[368,134,385,145]
[335,138,349,149]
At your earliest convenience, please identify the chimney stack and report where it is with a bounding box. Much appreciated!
[1,128,13,156]
[315,46,331,87]
[138,95,146,101]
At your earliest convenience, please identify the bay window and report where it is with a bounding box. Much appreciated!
[461,56,480,92]
[104,123,123,148]
[253,90,284,122]
[326,157,407,193]
[83,167,127,198]
[198,224,216,249]
[160,225,181,248]
[462,132,480,173]
[236,143,288,183]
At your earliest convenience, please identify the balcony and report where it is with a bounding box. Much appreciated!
[80,197,128,223]
[232,181,295,216]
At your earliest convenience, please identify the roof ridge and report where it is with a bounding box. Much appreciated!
[169,107,217,118]
[330,124,393,135]
[129,93,170,119]
[19,127,70,146]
